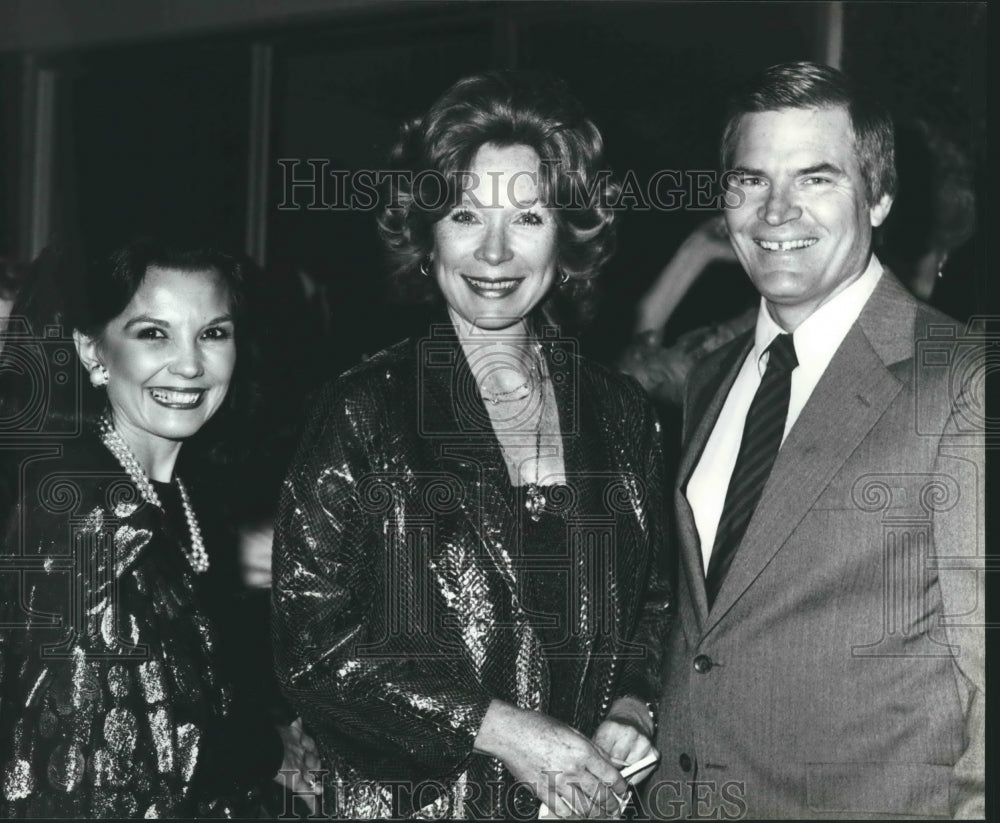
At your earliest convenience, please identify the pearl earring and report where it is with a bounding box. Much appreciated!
[90,365,109,388]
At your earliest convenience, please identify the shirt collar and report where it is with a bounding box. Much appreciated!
[752,254,884,375]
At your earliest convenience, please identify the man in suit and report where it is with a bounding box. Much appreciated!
[644,62,985,819]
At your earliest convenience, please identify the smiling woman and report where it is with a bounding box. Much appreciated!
[273,71,673,820]
[0,239,319,817]
[73,264,237,481]
[430,143,560,334]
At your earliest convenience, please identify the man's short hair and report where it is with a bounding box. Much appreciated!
[721,61,896,205]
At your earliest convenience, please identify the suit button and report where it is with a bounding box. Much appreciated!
[679,753,693,772]
[693,654,713,673]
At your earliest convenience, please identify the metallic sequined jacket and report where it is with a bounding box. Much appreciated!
[273,321,673,819]
[0,436,264,817]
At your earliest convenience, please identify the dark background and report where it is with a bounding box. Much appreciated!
[0,1,988,374]
[0,7,991,813]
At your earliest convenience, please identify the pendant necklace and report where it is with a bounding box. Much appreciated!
[98,413,209,573]
[524,353,547,522]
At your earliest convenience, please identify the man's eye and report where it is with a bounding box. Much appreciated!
[516,211,544,226]
[804,176,831,185]
[739,176,764,187]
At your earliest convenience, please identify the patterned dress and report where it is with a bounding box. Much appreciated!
[0,435,270,817]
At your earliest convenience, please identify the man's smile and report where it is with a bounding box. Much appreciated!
[754,238,819,252]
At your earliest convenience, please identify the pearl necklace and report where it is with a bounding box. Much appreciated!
[98,413,209,573]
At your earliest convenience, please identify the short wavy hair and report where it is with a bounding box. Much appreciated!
[76,238,259,452]
[377,70,619,314]
[720,61,896,205]
[0,239,258,466]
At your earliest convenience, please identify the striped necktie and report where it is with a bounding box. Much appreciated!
[705,333,798,608]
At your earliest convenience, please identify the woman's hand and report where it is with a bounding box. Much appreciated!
[683,213,738,265]
[592,697,658,786]
[474,700,628,818]
[273,717,322,813]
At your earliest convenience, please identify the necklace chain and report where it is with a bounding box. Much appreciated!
[479,342,544,405]
[524,384,547,522]
[98,413,209,573]
[474,341,549,519]
[524,344,547,521]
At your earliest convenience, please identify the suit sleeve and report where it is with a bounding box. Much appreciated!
[931,358,985,819]
[271,382,493,782]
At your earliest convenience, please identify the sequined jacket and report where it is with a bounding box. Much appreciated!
[0,436,276,818]
[273,321,673,818]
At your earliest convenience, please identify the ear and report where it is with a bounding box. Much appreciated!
[869,193,893,228]
[73,330,102,372]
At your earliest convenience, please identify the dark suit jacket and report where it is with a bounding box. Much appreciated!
[647,272,984,819]
[272,321,673,818]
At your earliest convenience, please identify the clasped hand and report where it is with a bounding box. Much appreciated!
[274,717,323,814]
[592,696,658,786]
[475,701,630,819]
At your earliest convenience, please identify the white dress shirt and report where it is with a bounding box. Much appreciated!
[687,256,884,572]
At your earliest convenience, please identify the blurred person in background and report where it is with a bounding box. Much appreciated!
[0,257,31,520]
[877,116,978,311]
[0,258,28,355]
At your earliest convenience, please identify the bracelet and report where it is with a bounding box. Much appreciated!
[634,329,662,347]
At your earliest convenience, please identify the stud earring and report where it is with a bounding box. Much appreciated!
[90,365,109,388]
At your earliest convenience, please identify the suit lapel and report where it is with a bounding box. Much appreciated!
[676,335,753,638]
[704,274,916,631]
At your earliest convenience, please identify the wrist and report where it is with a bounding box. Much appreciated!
[473,699,521,759]
[606,696,656,738]
[675,234,716,266]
